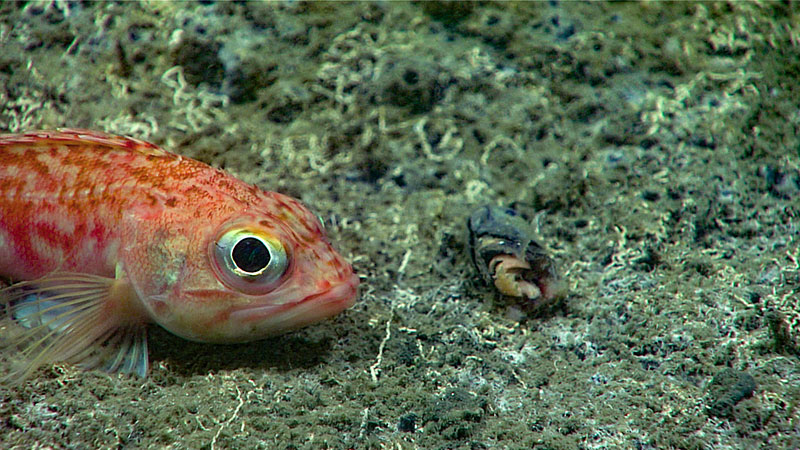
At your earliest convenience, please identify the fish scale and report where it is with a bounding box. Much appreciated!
[0,129,358,380]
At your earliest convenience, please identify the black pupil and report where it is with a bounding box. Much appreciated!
[231,237,271,273]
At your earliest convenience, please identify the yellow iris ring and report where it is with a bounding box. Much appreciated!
[213,227,288,292]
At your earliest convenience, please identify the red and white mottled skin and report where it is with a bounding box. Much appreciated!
[0,129,358,344]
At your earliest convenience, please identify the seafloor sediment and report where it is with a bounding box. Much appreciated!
[1,2,798,448]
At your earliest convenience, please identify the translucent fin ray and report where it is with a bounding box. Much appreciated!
[0,272,150,382]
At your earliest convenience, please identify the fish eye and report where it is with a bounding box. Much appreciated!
[213,228,288,293]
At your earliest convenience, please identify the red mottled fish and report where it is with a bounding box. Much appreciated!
[0,129,359,380]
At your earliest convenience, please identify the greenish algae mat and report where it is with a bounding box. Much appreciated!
[1,1,799,449]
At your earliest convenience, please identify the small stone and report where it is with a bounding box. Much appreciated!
[397,413,417,433]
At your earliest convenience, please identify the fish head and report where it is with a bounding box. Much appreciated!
[126,192,359,343]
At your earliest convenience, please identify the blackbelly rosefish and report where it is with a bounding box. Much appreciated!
[0,129,358,380]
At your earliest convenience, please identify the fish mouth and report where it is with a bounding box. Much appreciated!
[227,273,360,336]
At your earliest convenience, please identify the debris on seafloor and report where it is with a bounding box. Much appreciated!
[467,205,565,310]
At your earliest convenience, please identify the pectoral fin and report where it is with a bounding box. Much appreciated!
[0,272,150,382]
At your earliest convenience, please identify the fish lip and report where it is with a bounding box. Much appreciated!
[298,273,360,308]
[228,273,360,324]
